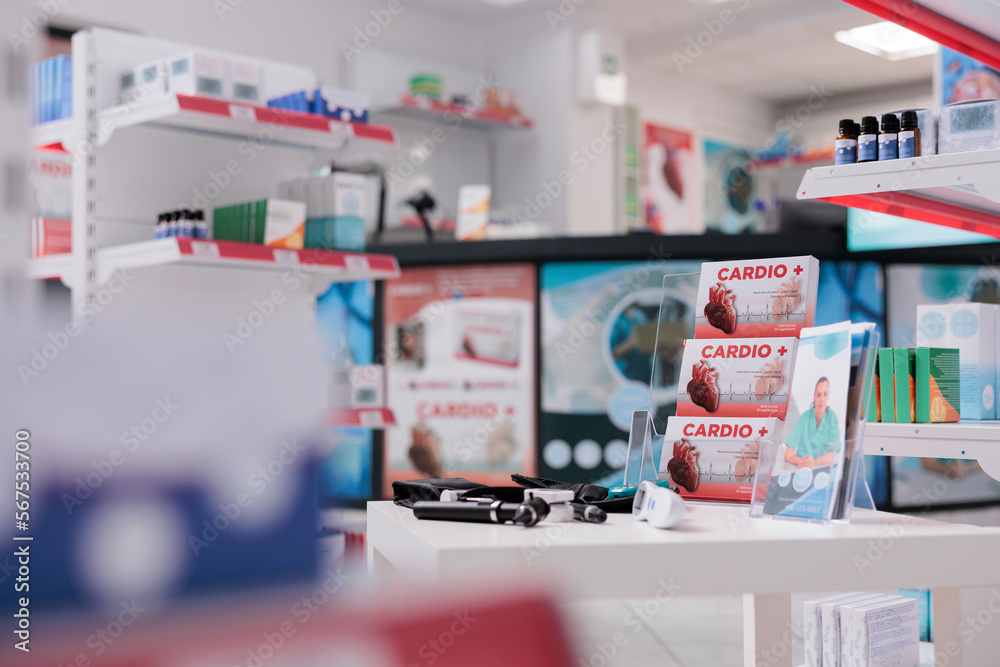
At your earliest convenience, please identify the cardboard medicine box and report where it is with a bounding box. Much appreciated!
[676,337,797,419]
[694,255,819,338]
[660,416,778,502]
[915,347,960,423]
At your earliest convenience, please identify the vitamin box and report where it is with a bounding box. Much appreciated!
[694,255,819,338]
[660,416,778,502]
[676,337,798,419]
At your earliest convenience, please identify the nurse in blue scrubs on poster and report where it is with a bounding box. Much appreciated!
[784,376,840,469]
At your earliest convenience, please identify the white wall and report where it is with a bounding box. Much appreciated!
[487,14,575,233]
[566,58,776,237]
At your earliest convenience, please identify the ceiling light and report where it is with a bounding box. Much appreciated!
[835,21,939,61]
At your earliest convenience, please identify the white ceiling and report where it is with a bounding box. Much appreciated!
[419,0,935,104]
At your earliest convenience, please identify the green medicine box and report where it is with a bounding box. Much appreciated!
[914,348,960,423]
[893,348,916,424]
[877,348,896,422]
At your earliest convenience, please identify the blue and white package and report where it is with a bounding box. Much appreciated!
[917,303,997,419]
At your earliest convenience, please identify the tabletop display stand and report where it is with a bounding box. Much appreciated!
[368,271,1000,665]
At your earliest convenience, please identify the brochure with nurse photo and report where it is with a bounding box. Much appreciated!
[761,321,853,520]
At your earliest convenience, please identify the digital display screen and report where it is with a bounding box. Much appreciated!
[847,208,996,251]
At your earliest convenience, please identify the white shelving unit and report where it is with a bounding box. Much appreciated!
[29,27,400,316]
[796,150,1000,237]
[26,238,399,289]
[865,421,1000,479]
[373,94,534,132]
[31,92,396,154]
[23,27,403,453]
[792,5,1000,500]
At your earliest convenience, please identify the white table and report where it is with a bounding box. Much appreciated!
[368,501,1000,666]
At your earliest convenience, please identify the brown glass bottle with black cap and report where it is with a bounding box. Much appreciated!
[858,116,879,162]
[898,110,921,158]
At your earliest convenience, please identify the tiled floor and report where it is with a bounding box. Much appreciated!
[562,595,800,667]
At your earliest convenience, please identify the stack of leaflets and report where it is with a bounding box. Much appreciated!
[756,321,877,521]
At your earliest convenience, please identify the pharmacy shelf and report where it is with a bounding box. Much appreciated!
[796,150,1000,238]
[864,420,1000,479]
[843,0,1000,73]
[26,238,400,286]
[37,94,396,151]
[375,94,533,131]
[29,118,73,151]
[327,407,396,429]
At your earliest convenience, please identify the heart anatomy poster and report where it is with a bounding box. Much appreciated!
[382,264,536,495]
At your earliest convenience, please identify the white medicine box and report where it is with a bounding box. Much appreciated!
[167,52,230,99]
[230,60,263,103]
[939,99,1000,154]
[120,59,167,104]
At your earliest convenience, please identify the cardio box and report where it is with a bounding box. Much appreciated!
[660,416,778,503]
[695,255,819,338]
[676,337,798,419]
[917,303,996,419]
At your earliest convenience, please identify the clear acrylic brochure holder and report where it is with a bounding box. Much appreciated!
[622,273,699,488]
[624,274,878,521]
[748,330,879,524]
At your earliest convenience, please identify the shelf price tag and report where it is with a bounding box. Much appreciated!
[343,255,370,272]
[359,410,383,427]
[328,120,355,138]
[190,241,220,258]
[229,104,257,122]
[272,249,300,265]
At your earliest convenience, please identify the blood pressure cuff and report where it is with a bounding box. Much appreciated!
[391,478,489,508]
[511,474,635,513]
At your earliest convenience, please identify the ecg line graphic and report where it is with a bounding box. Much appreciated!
[680,381,789,402]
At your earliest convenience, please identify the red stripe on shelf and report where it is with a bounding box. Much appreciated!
[328,408,395,426]
[350,122,395,143]
[177,238,399,271]
[251,106,332,132]
[841,0,1000,73]
[819,192,1000,239]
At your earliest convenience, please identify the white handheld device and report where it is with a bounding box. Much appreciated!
[632,480,686,529]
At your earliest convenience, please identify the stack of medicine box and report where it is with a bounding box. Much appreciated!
[279,172,368,252]
[873,346,961,424]
[661,256,818,502]
[803,592,919,667]
[120,51,263,105]
[211,198,306,249]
